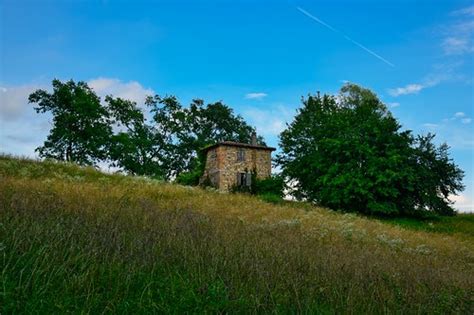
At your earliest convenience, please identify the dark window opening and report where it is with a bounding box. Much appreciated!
[236,172,252,187]
[237,149,245,162]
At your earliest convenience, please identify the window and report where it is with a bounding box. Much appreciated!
[237,148,245,162]
[236,172,252,187]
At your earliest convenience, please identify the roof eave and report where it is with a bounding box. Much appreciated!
[201,142,276,152]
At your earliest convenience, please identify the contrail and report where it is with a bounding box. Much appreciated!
[296,6,395,67]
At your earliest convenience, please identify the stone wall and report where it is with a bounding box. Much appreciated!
[202,145,272,191]
[203,147,220,187]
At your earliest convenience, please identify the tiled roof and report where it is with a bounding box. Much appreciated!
[201,141,276,152]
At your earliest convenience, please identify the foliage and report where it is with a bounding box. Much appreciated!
[252,174,284,197]
[176,169,202,186]
[106,96,163,178]
[175,151,210,187]
[28,79,111,165]
[229,183,252,194]
[408,133,465,216]
[145,95,190,179]
[278,84,464,216]
[146,96,263,178]
[1,155,473,313]
[30,80,260,179]
[230,173,284,198]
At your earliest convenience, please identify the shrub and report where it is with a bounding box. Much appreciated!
[252,175,284,197]
[229,183,252,194]
[176,169,202,186]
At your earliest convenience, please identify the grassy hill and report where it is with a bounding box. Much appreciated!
[1,155,473,314]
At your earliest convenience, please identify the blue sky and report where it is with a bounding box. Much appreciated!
[1,0,473,211]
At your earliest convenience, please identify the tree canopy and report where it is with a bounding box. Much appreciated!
[106,96,162,177]
[277,84,464,216]
[29,79,111,165]
[29,79,260,179]
[30,79,464,216]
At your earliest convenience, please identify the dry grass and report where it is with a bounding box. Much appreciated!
[1,155,473,313]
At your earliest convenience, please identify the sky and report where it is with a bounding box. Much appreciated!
[1,0,473,212]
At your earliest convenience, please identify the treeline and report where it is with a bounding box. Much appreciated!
[29,79,261,180]
[29,79,464,216]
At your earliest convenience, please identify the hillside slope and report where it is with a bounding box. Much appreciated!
[1,156,473,313]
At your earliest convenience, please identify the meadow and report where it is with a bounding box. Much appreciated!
[1,155,473,314]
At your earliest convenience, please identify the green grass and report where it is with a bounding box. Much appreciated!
[382,214,474,238]
[1,155,473,314]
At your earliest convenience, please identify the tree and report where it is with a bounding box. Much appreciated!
[106,96,163,177]
[146,96,262,179]
[31,80,262,180]
[408,134,464,216]
[145,95,194,179]
[187,99,263,149]
[29,79,111,165]
[277,83,464,216]
[182,99,264,175]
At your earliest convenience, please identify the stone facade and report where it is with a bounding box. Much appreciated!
[201,141,275,191]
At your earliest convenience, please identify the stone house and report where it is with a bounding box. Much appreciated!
[201,134,275,191]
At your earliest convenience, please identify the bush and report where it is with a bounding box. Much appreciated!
[252,175,284,197]
[230,183,252,194]
[176,169,201,186]
[229,174,284,200]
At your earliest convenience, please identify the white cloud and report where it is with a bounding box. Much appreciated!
[1,83,55,158]
[0,84,45,121]
[450,193,474,213]
[244,92,268,100]
[453,20,474,33]
[0,78,154,122]
[387,102,400,108]
[446,112,471,124]
[245,109,285,135]
[243,105,293,137]
[0,78,154,159]
[442,37,474,55]
[451,5,474,17]
[388,84,424,96]
[88,78,154,103]
[423,113,474,149]
[441,10,474,55]
[388,62,463,97]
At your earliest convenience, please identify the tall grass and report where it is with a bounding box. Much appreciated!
[1,155,473,313]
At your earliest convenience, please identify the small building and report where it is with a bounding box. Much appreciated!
[201,134,276,191]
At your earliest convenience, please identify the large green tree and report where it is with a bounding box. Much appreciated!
[106,96,163,177]
[29,79,111,165]
[146,96,262,178]
[277,84,464,216]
